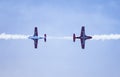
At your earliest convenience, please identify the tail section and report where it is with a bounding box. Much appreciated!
[44,34,47,42]
[73,33,76,42]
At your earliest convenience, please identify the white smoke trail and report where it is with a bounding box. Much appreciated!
[1,33,120,41]
[0,33,30,40]
[48,34,120,41]
[46,34,120,41]
[92,34,120,40]
[47,36,72,40]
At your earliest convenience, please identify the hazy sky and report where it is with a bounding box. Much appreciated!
[0,0,120,77]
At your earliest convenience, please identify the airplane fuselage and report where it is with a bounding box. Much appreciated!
[80,35,92,40]
[28,36,43,40]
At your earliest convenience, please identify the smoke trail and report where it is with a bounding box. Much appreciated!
[46,34,120,41]
[47,36,72,40]
[1,33,120,41]
[48,34,120,40]
[0,33,30,40]
[92,34,120,40]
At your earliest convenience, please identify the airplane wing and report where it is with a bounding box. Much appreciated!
[81,39,85,49]
[34,39,38,48]
[81,26,85,36]
[34,27,38,36]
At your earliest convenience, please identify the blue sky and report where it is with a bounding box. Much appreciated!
[0,0,120,77]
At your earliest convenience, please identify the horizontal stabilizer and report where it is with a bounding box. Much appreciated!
[73,33,76,42]
[44,34,47,42]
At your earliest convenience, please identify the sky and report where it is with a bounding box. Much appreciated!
[0,0,120,77]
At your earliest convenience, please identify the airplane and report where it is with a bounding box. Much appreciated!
[73,26,92,49]
[28,27,46,49]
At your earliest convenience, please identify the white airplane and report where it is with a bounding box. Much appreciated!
[73,26,92,49]
[28,27,46,48]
